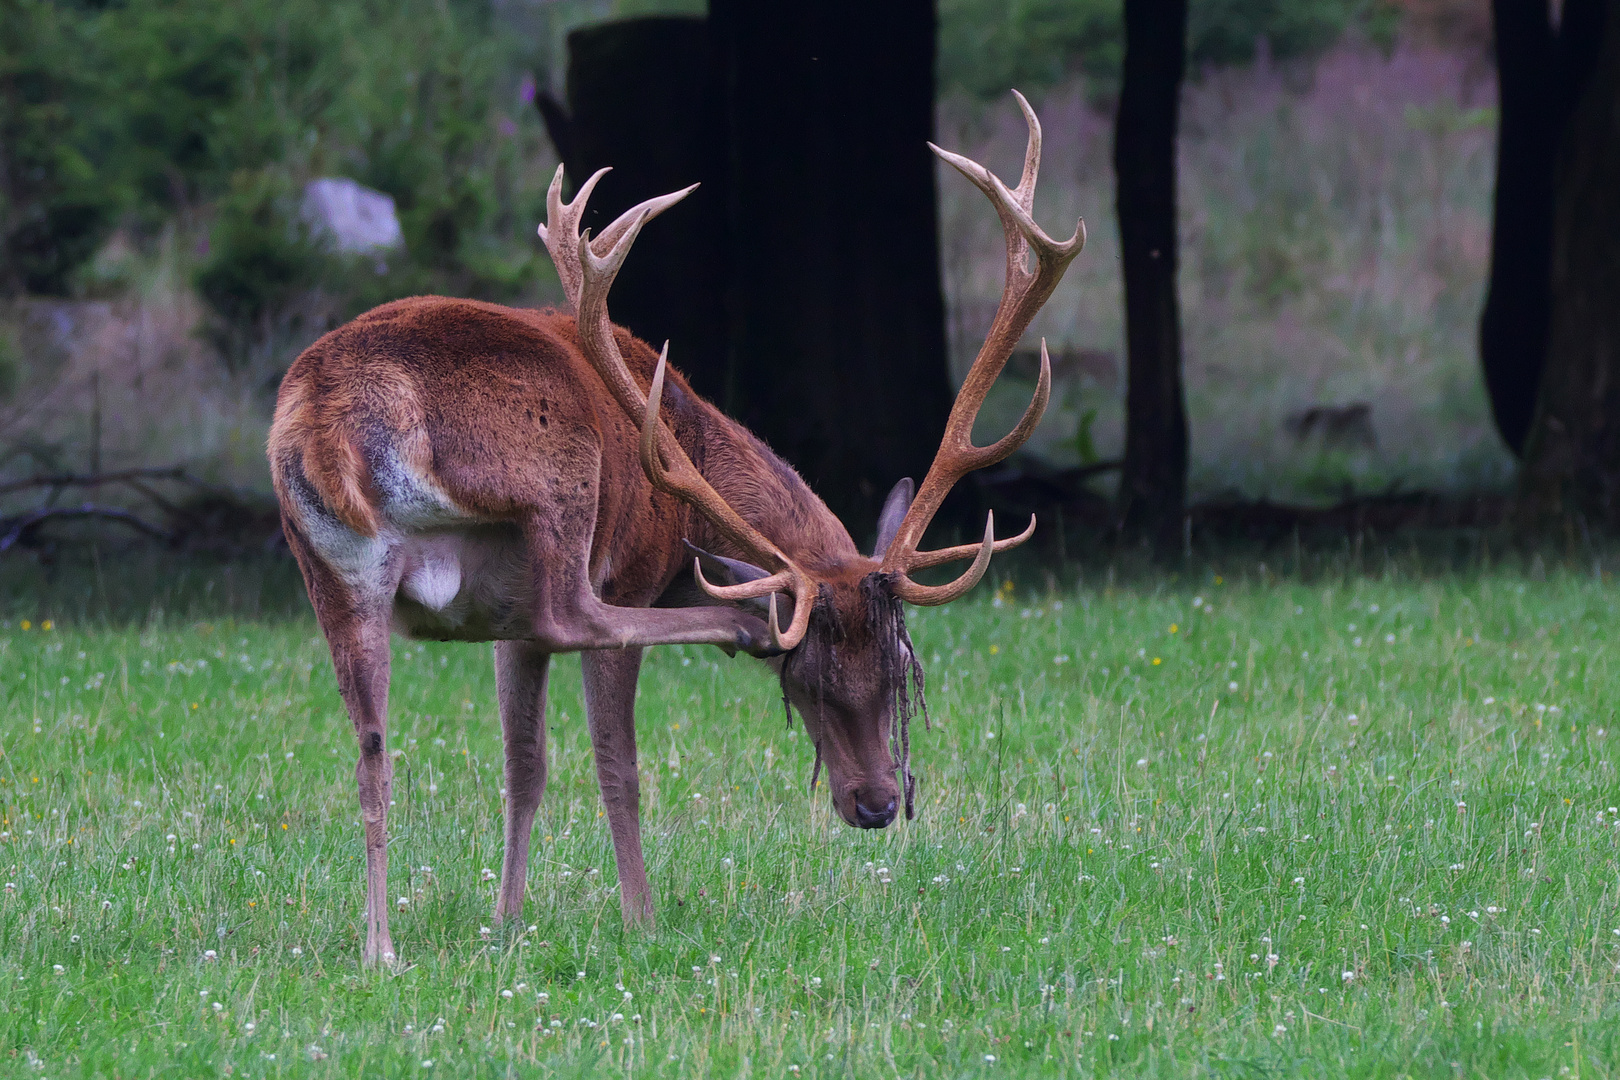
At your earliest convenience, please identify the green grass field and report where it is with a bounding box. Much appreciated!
[2,562,1618,1078]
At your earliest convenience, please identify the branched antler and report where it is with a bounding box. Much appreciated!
[879,91,1086,604]
[540,166,818,650]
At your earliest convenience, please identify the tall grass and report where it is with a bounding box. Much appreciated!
[1,559,1616,1076]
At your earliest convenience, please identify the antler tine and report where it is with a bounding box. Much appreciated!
[569,189,817,651]
[904,513,1036,571]
[888,512,999,606]
[538,164,610,311]
[880,93,1085,604]
[539,167,698,312]
[592,183,699,257]
[1011,89,1041,209]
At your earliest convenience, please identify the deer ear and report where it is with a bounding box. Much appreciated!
[683,541,797,623]
[683,540,771,588]
[872,478,914,558]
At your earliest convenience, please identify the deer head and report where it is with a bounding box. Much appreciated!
[541,92,1084,829]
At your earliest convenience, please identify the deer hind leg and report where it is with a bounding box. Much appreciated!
[520,479,772,655]
[494,640,551,922]
[283,519,399,966]
[581,648,653,927]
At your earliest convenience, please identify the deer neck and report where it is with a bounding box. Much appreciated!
[679,405,863,574]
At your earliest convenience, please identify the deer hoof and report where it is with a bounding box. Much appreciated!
[734,618,783,659]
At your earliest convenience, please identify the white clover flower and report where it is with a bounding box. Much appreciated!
[481,868,496,882]
[396,897,410,911]
[1341,970,1354,982]
[52,964,63,974]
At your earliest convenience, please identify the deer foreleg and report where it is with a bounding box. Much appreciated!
[581,648,654,927]
[494,640,551,922]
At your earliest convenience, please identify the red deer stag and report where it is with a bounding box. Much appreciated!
[268,92,1082,965]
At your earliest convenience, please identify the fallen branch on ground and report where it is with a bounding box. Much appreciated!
[0,504,175,553]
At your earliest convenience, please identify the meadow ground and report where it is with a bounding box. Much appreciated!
[2,559,1618,1078]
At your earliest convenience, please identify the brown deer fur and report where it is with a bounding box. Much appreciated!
[270,297,905,962]
[269,93,1080,966]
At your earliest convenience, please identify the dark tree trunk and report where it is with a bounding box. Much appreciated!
[1480,0,1606,456]
[1519,0,1620,524]
[1114,0,1189,552]
[536,17,731,403]
[707,0,953,542]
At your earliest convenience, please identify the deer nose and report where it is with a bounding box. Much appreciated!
[854,798,898,829]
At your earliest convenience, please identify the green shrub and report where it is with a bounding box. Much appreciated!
[2,0,555,341]
[193,170,328,365]
[0,0,120,295]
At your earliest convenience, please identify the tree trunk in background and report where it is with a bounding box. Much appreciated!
[708,0,954,542]
[1518,0,1620,524]
[1114,0,1189,553]
[536,17,731,403]
[1480,0,1606,456]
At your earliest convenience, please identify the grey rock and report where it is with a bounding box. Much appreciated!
[301,178,404,255]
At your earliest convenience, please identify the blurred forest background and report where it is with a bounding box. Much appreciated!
[0,0,1613,569]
